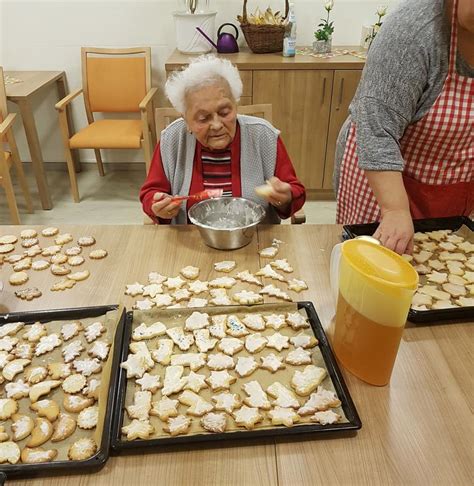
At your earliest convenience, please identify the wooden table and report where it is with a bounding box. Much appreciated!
[5,71,79,210]
[1,225,472,486]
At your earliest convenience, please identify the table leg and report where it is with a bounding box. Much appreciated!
[56,74,81,173]
[17,98,52,210]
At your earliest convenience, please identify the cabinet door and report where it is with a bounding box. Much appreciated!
[323,69,362,189]
[253,70,333,190]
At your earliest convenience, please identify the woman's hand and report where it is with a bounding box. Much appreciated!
[265,177,293,210]
[151,192,180,220]
[373,208,414,255]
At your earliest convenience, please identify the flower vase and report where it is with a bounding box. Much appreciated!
[313,38,332,54]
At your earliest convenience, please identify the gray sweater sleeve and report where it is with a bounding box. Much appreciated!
[351,0,441,172]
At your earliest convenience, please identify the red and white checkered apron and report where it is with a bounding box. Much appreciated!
[336,0,473,224]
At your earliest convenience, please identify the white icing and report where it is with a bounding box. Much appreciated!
[236,270,263,286]
[148,272,167,284]
[73,358,101,376]
[256,264,286,281]
[259,246,278,258]
[85,322,105,343]
[266,333,290,352]
[62,340,83,362]
[164,276,186,290]
[260,353,285,372]
[170,353,206,371]
[193,329,218,352]
[212,392,240,413]
[245,334,267,353]
[213,260,236,272]
[235,356,258,377]
[151,339,174,365]
[184,371,207,393]
[208,276,236,289]
[233,290,263,305]
[166,327,194,351]
[218,337,243,356]
[184,312,209,331]
[226,315,249,336]
[152,294,174,307]
[207,353,235,370]
[243,381,271,408]
[61,322,81,341]
[162,366,187,396]
[233,406,262,427]
[125,282,144,296]
[88,340,110,360]
[267,382,299,408]
[286,312,309,329]
[270,259,293,273]
[142,284,163,298]
[207,370,235,390]
[188,298,208,308]
[132,322,166,341]
[285,347,312,365]
[188,280,209,294]
[264,314,286,330]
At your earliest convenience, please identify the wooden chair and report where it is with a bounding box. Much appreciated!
[55,47,158,202]
[150,103,305,224]
[0,67,33,224]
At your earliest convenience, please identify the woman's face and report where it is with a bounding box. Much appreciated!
[184,81,237,151]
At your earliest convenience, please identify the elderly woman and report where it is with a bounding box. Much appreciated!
[140,56,305,224]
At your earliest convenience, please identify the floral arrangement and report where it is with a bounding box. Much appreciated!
[365,5,388,48]
[314,1,335,42]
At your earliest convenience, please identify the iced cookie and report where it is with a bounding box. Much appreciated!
[270,259,293,273]
[26,418,53,447]
[47,362,72,380]
[209,276,236,289]
[268,407,300,427]
[3,358,30,381]
[235,270,263,287]
[266,333,290,352]
[245,333,268,354]
[184,311,210,331]
[5,379,29,399]
[60,321,83,341]
[14,287,42,301]
[178,390,213,417]
[62,340,83,363]
[286,312,310,330]
[232,406,263,430]
[166,326,194,351]
[226,315,249,337]
[51,413,76,442]
[298,386,341,415]
[212,392,241,414]
[164,276,186,290]
[242,381,271,410]
[200,412,227,433]
[267,382,300,408]
[259,284,292,301]
[170,353,207,372]
[125,282,144,297]
[0,398,19,420]
[25,366,48,385]
[193,329,218,352]
[288,278,308,293]
[0,441,20,464]
[72,358,102,377]
[63,394,94,413]
[142,284,163,298]
[310,410,341,425]
[188,280,209,294]
[214,260,236,273]
[62,374,87,394]
[206,370,236,391]
[289,333,318,349]
[151,339,174,365]
[235,356,259,377]
[180,265,200,280]
[85,321,105,343]
[209,315,227,339]
[218,337,244,356]
[150,397,179,421]
[77,405,99,429]
[285,347,312,366]
[232,290,263,305]
[68,437,98,460]
[126,391,152,421]
[256,264,286,282]
[121,420,154,441]
[163,415,191,436]
[29,380,61,402]
[264,314,287,330]
[11,414,34,441]
[207,353,235,371]
[35,334,62,356]
[29,399,60,422]
[291,365,327,396]
[162,366,187,396]
[88,340,110,361]
[242,314,265,331]
[184,371,207,393]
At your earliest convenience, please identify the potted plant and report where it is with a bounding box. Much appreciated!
[365,5,388,49]
[313,1,334,54]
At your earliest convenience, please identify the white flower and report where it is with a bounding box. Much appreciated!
[324,1,334,12]
[376,5,388,17]
[373,24,381,33]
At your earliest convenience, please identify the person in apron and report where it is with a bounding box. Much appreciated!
[335,0,473,254]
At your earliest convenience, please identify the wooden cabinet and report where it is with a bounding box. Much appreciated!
[323,70,362,189]
[165,48,365,199]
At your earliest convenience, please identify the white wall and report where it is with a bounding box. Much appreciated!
[1,0,400,164]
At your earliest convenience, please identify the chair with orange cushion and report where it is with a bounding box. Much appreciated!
[0,67,33,224]
[55,47,158,202]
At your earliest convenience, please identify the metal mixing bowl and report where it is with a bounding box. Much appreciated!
[188,197,266,250]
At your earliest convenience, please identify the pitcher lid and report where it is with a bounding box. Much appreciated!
[342,240,419,290]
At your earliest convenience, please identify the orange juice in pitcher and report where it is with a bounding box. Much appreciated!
[330,239,418,386]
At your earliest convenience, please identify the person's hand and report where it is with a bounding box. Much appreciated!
[265,177,293,210]
[151,192,180,220]
[373,208,414,255]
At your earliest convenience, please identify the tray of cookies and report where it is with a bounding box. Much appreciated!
[343,216,474,323]
[111,302,361,450]
[0,305,126,478]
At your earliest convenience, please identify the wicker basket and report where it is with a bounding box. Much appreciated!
[239,0,289,54]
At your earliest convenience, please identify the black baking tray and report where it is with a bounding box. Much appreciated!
[342,216,474,323]
[111,301,361,451]
[0,305,126,479]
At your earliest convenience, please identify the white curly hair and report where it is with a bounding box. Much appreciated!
[165,55,243,114]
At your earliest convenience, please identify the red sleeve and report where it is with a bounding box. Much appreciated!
[274,136,306,219]
[139,142,172,224]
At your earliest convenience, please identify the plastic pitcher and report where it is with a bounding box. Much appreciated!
[330,238,419,386]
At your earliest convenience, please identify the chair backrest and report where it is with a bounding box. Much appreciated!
[82,47,151,117]
[0,67,7,123]
[154,103,273,143]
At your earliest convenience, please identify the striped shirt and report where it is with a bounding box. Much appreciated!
[201,148,233,197]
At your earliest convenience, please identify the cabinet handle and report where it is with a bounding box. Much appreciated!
[321,77,327,104]
[337,78,345,110]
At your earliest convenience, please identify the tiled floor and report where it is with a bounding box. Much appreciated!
[1,164,336,225]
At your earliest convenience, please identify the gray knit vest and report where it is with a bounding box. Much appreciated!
[160,114,281,224]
